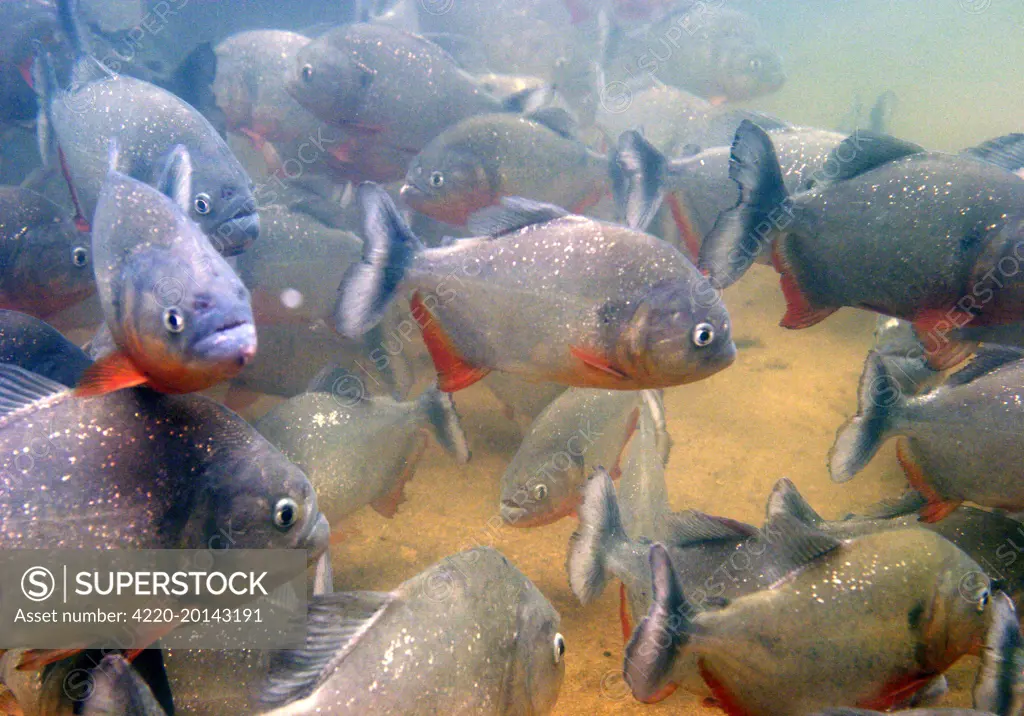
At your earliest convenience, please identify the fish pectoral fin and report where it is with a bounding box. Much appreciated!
[895,438,961,523]
[239,128,284,174]
[569,345,629,381]
[410,292,490,392]
[619,582,632,644]
[370,433,428,519]
[260,592,394,709]
[772,243,837,329]
[911,310,978,370]
[74,350,149,397]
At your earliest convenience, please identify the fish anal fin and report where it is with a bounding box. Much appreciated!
[409,292,490,392]
[771,243,836,329]
[74,350,149,397]
[370,432,428,519]
[698,659,751,716]
[912,309,977,370]
[895,438,960,523]
[570,345,629,381]
[857,672,934,711]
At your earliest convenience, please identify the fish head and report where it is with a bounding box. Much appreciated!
[616,278,736,386]
[18,216,95,316]
[118,239,257,392]
[938,566,992,661]
[500,450,586,528]
[207,441,329,565]
[715,41,786,101]
[507,575,566,714]
[184,151,260,257]
[287,37,375,125]
[402,141,497,226]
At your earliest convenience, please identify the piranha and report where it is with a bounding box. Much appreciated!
[35,0,258,254]
[812,592,1024,716]
[335,184,735,392]
[401,110,610,227]
[255,367,470,534]
[699,121,1024,369]
[77,145,256,396]
[624,527,991,713]
[286,23,520,182]
[830,346,1024,522]
[0,362,328,669]
[0,186,94,319]
[500,389,665,528]
[257,547,565,715]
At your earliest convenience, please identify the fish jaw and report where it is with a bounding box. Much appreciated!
[211,208,260,257]
[190,322,258,365]
[400,181,496,227]
[301,512,331,564]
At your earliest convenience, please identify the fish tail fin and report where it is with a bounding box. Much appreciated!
[567,468,630,605]
[334,183,424,338]
[610,130,667,232]
[974,592,1024,716]
[698,119,790,288]
[624,543,690,703]
[829,352,902,483]
[418,384,470,464]
[56,0,91,60]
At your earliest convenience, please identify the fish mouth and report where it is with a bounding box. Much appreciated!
[191,321,257,364]
[302,512,330,563]
[500,499,562,528]
[399,182,427,205]
[214,209,260,256]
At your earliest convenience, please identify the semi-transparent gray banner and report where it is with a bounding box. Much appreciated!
[0,550,307,648]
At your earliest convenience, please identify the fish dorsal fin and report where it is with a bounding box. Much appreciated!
[963,134,1024,175]
[765,477,824,526]
[0,365,69,421]
[155,145,193,213]
[526,107,577,140]
[729,109,790,133]
[260,591,394,708]
[760,512,842,580]
[306,363,369,401]
[945,345,1024,387]
[467,197,569,237]
[823,132,926,182]
[664,510,757,547]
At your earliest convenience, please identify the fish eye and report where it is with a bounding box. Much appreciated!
[301,64,314,82]
[71,246,89,267]
[429,171,445,188]
[194,193,212,216]
[692,322,715,347]
[163,306,185,334]
[531,483,548,502]
[274,497,300,531]
[553,633,565,663]
[749,58,763,72]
